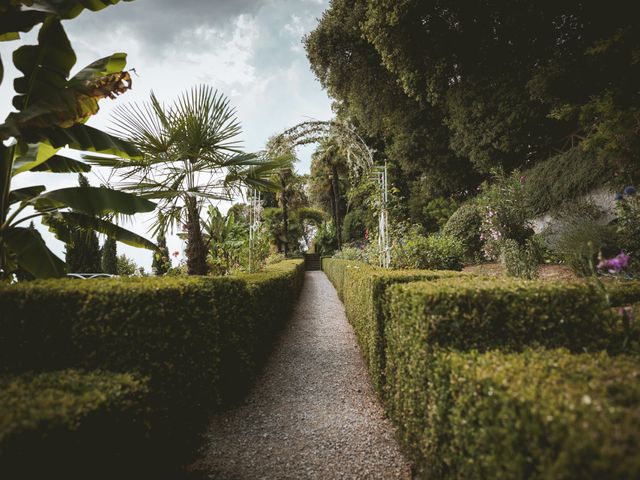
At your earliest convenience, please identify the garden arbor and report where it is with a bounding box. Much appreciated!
[273,120,390,266]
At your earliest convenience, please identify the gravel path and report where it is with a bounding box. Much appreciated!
[191,271,412,479]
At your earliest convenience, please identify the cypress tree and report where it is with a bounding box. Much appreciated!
[65,174,102,273]
[152,232,171,275]
[101,238,118,274]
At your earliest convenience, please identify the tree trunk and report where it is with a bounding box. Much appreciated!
[185,196,208,275]
[330,164,342,249]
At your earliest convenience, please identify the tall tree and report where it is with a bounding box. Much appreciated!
[111,86,279,275]
[151,232,171,276]
[65,175,102,273]
[101,237,118,274]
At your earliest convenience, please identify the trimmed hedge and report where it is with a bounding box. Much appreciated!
[0,370,150,479]
[0,259,305,469]
[607,279,640,306]
[386,277,612,355]
[323,258,468,395]
[387,348,640,479]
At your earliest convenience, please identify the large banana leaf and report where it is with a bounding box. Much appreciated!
[1,226,66,278]
[12,17,76,111]
[29,154,91,173]
[33,186,156,216]
[21,0,135,20]
[8,185,46,205]
[12,142,93,175]
[0,9,47,41]
[70,52,127,85]
[19,124,141,158]
[11,142,59,175]
[58,212,157,250]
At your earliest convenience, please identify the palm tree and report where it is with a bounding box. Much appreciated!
[109,86,278,275]
[310,140,349,249]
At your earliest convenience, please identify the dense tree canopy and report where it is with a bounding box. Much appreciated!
[306,0,640,212]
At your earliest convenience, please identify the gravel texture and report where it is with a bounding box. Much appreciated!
[191,271,411,479]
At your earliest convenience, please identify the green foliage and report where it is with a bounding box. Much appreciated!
[442,202,484,261]
[322,258,467,395]
[333,246,368,263]
[523,147,612,214]
[546,202,617,277]
[479,169,535,262]
[0,369,150,478]
[341,210,367,242]
[312,221,338,255]
[500,237,542,279]
[116,254,137,276]
[386,277,611,355]
[65,174,101,273]
[390,227,464,271]
[419,197,458,233]
[386,348,640,479]
[0,3,156,281]
[615,193,640,274]
[0,260,304,468]
[151,233,170,276]
[100,237,117,275]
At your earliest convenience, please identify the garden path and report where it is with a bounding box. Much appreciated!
[192,271,411,479]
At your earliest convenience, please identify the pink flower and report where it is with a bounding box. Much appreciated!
[597,252,630,274]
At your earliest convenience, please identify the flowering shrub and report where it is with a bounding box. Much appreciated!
[598,252,631,274]
[478,170,536,269]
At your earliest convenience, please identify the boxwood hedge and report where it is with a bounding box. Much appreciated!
[0,259,305,472]
[389,349,640,479]
[322,258,468,395]
[0,370,150,479]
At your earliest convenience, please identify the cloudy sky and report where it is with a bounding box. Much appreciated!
[0,0,333,271]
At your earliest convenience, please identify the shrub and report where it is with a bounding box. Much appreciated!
[500,237,542,279]
[442,202,484,261]
[385,277,611,356]
[390,231,464,271]
[327,259,468,395]
[388,348,640,479]
[0,260,304,465]
[333,246,368,262]
[478,169,535,260]
[0,370,151,479]
[546,202,617,276]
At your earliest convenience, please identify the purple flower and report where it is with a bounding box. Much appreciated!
[624,186,636,195]
[597,252,630,274]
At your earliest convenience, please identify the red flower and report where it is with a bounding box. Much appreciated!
[172,250,180,257]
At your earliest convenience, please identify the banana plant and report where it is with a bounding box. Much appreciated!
[0,0,156,280]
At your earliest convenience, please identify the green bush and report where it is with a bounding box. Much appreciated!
[0,370,151,479]
[0,260,304,465]
[321,258,358,300]
[442,202,484,261]
[385,277,611,356]
[332,260,468,395]
[545,201,617,276]
[385,348,640,479]
[390,231,464,271]
[501,237,542,279]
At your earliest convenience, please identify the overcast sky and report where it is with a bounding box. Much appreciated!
[0,0,333,271]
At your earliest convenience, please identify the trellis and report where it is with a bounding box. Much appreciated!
[272,120,391,267]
